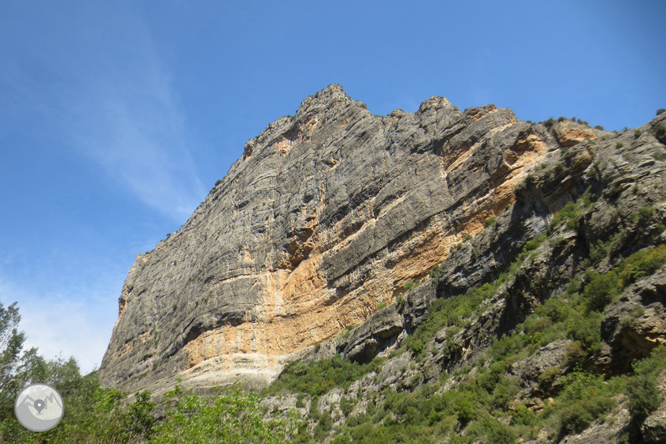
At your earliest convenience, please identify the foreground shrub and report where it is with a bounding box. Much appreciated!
[152,384,299,444]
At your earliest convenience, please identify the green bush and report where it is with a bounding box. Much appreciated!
[451,391,477,423]
[538,367,560,390]
[618,244,666,286]
[657,109,666,116]
[639,205,655,221]
[340,396,354,416]
[542,118,556,129]
[522,233,546,253]
[152,384,298,444]
[559,402,595,435]
[511,405,537,426]
[484,216,497,228]
[627,373,661,420]
[583,271,619,312]
[626,347,666,419]
[555,373,617,437]
[566,312,601,353]
[491,377,520,410]
[536,297,571,323]
[265,354,385,396]
[410,339,425,355]
[635,129,642,138]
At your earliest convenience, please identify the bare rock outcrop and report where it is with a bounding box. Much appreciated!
[99,85,666,409]
[99,85,561,394]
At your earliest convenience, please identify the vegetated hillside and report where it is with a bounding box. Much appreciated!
[258,111,666,443]
[95,83,666,443]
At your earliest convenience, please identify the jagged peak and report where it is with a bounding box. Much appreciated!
[296,84,353,116]
[417,95,454,113]
[242,85,357,159]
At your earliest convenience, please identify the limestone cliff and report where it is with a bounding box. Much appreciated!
[98,84,611,395]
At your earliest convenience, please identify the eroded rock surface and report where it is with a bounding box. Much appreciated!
[99,85,666,403]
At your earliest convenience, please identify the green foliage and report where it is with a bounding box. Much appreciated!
[480,416,516,443]
[283,239,666,443]
[522,233,546,253]
[542,117,556,129]
[402,276,510,361]
[626,373,661,420]
[314,409,332,440]
[639,205,655,221]
[558,373,617,433]
[0,302,36,402]
[483,216,497,229]
[547,201,582,234]
[634,129,642,138]
[153,384,298,444]
[626,346,666,420]
[652,124,666,142]
[657,109,666,115]
[340,396,355,416]
[511,405,536,426]
[1,363,157,444]
[616,244,666,287]
[409,338,425,355]
[403,280,415,292]
[616,142,624,148]
[264,355,385,396]
[583,271,619,312]
[451,391,476,423]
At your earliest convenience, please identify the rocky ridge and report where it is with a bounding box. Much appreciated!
[99,84,666,442]
[259,109,666,443]
[101,84,579,394]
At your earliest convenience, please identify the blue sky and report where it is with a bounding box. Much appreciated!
[1,0,664,374]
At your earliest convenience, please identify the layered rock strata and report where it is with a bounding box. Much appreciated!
[99,84,608,394]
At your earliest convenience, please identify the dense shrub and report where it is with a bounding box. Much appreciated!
[483,216,497,228]
[583,271,619,312]
[265,354,385,396]
[153,384,298,444]
[626,347,666,419]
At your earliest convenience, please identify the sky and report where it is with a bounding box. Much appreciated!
[1,0,665,375]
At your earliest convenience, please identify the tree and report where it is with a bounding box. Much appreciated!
[0,302,32,406]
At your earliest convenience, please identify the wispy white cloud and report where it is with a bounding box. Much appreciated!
[2,2,206,221]
[0,275,118,375]
[60,15,205,221]
[67,73,205,221]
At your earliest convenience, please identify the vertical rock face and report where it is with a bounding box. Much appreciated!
[99,84,573,394]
